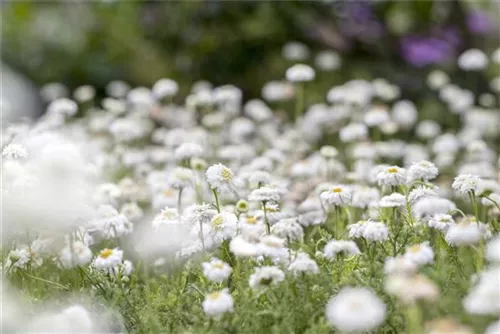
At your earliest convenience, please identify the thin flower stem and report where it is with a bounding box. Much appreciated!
[294,83,304,122]
[177,187,184,213]
[263,201,270,234]
[212,188,221,213]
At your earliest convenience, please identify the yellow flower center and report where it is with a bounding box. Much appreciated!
[332,187,342,193]
[221,167,233,181]
[409,244,421,253]
[246,216,257,224]
[99,248,113,259]
[387,167,398,173]
[266,206,279,213]
[212,215,224,227]
[212,262,225,269]
[164,189,174,196]
[207,291,220,300]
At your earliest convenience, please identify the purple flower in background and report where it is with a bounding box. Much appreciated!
[337,1,384,43]
[401,36,453,68]
[467,10,492,35]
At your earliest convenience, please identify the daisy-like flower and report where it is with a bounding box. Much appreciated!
[377,166,407,186]
[4,248,31,271]
[248,186,282,202]
[384,256,418,276]
[408,186,438,203]
[407,160,439,182]
[168,167,194,189]
[385,274,439,304]
[249,266,285,289]
[463,267,500,315]
[452,174,481,194]
[152,207,180,229]
[320,185,353,206]
[174,142,203,161]
[209,212,238,240]
[323,240,361,260]
[257,235,289,260]
[59,241,93,269]
[351,187,380,208]
[92,248,123,273]
[428,214,455,232]
[152,78,179,100]
[271,218,304,242]
[379,193,406,208]
[229,235,259,257]
[486,236,500,263]
[202,258,232,282]
[445,220,481,246]
[288,252,319,276]
[206,164,235,194]
[2,143,28,159]
[362,221,389,242]
[404,242,434,266]
[326,287,386,333]
[286,64,315,82]
[202,289,234,318]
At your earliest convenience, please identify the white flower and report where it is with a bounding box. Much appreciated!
[209,212,238,240]
[168,167,194,189]
[384,256,418,276]
[282,41,310,61]
[202,289,234,318]
[486,320,500,334]
[408,186,438,203]
[2,143,28,159]
[248,186,282,202]
[202,258,232,282]
[174,142,204,161]
[249,266,285,289]
[4,248,31,271]
[407,160,439,182]
[206,163,235,194]
[339,123,368,142]
[445,221,481,246]
[286,64,315,82]
[362,221,389,242]
[486,236,500,263]
[392,100,418,129]
[326,287,386,332]
[271,218,304,242]
[152,78,179,99]
[379,193,406,208]
[320,185,353,206]
[377,166,407,186]
[229,235,259,257]
[463,268,500,315]
[351,187,380,208]
[452,174,481,194]
[47,98,78,116]
[385,274,439,304]
[59,241,93,268]
[257,235,289,260]
[90,205,133,239]
[288,252,319,276]
[323,240,361,260]
[404,242,434,266]
[458,48,488,70]
[152,207,180,229]
[412,197,456,219]
[427,70,449,89]
[428,214,455,232]
[315,50,341,71]
[364,106,390,127]
[120,202,144,222]
[92,248,123,272]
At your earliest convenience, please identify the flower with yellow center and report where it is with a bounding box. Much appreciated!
[99,248,113,259]
[246,216,258,224]
[332,187,342,193]
[387,167,398,173]
[207,291,221,300]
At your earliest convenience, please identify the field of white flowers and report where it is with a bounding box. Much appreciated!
[2,45,500,334]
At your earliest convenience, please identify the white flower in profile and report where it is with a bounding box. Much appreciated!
[362,221,389,242]
[458,48,488,71]
[152,78,179,99]
[271,218,304,242]
[47,98,78,116]
[384,256,418,276]
[2,143,28,159]
[428,214,455,232]
[59,241,93,269]
[320,185,353,206]
[407,160,439,182]
[248,186,282,202]
[152,207,180,229]
[485,236,500,263]
[323,240,361,260]
[452,174,481,194]
[404,242,434,266]
[202,289,234,318]
[286,64,315,82]
[229,235,259,257]
[202,258,232,282]
[92,248,123,272]
[174,142,204,161]
[4,248,31,271]
[249,266,285,289]
[206,163,235,194]
[445,220,481,246]
[408,186,438,203]
[379,193,406,208]
[377,166,407,186]
[385,274,439,304]
[257,235,289,260]
[315,50,341,71]
[288,252,319,276]
[326,287,386,333]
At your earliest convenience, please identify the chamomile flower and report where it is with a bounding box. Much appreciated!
[209,212,238,240]
[286,64,315,82]
[271,218,304,242]
[452,174,481,194]
[2,143,28,159]
[59,241,93,268]
[445,220,481,246]
[92,248,123,273]
[288,252,319,276]
[428,214,455,232]
[486,236,500,263]
[202,289,234,318]
[326,287,386,332]
[404,242,434,266]
[384,256,418,276]
[379,193,406,208]
[206,164,235,194]
[202,258,232,282]
[248,186,282,202]
[323,240,361,260]
[249,266,285,289]
[320,185,353,206]
[377,166,407,186]
[407,160,439,182]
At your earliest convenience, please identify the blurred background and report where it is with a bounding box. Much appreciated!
[1,0,499,118]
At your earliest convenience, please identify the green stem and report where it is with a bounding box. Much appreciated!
[404,303,423,334]
[177,187,184,213]
[263,201,270,234]
[212,188,221,213]
[294,83,304,122]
